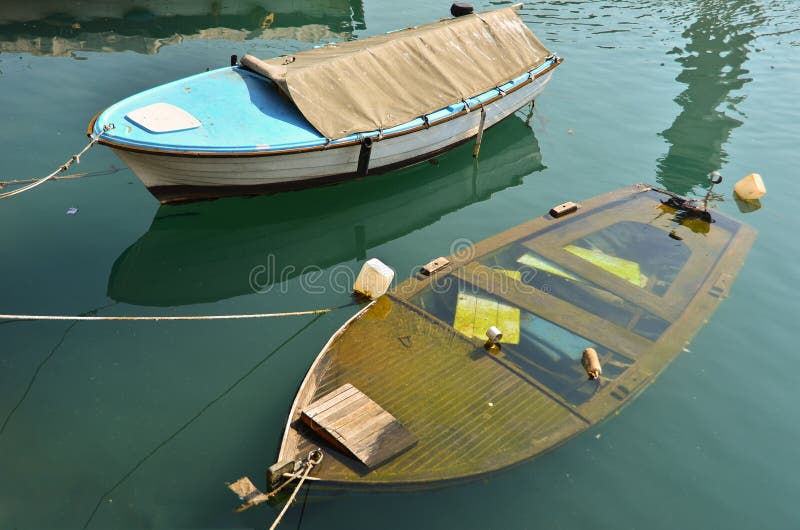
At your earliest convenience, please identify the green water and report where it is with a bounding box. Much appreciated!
[1,1,798,528]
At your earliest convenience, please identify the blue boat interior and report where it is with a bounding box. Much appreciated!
[92,57,557,154]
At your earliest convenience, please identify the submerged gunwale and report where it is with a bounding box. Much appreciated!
[276,185,756,488]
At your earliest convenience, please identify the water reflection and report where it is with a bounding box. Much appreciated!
[656,0,765,195]
[107,116,546,307]
[0,0,365,56]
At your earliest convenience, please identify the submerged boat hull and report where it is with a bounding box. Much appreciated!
[274,185,756,489]
[109,70,553,203]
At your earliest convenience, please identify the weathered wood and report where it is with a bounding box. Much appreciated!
[301,384,418,469]
[309,392,367,425]
[320,397,373,428]
[301,383,360,418]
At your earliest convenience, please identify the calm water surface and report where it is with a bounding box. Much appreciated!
[1,1,798,528]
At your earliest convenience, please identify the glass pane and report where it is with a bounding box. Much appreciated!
[410,276,633,405]
[477,243,671,341]
[565,221,691,296]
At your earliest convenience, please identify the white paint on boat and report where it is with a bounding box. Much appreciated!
[126,103,202,134]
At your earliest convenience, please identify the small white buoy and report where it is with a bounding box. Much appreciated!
[353,258,394,299]
[733,173,766,200]
[485,326,503,344]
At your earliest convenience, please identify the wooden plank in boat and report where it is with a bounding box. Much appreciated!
[301,384,418,469]
[302,384,361,418]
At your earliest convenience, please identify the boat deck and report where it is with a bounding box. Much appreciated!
[90,60,556,154]
[301,383,418,469]
[93,68,322,153]
[290,296,586,485]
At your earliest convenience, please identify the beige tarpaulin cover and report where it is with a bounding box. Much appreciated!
[241,5,551,139]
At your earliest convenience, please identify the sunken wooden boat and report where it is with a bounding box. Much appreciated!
[87,4,561,203]
[271,184,755,489]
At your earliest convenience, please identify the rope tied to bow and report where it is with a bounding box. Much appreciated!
[0,124,114,200]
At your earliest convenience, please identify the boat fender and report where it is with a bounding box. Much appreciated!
[420,256,450,276]
[353,258,394,299]
[486,326,503,344]
[451,3,474,17]
[357,136,373,176]
[549,201,580,218]
[733,172,766,200]
[582,347,602,380]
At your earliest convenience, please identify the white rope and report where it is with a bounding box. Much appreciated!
[0,124,114,200]
[0,166,125,190]
[0,308,334,322]
[268,451,322,530]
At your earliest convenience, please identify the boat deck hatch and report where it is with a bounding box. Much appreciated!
[300,383,417,469]
[125,102,201,134]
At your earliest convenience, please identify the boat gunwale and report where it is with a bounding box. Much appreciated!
[86,58,562,157]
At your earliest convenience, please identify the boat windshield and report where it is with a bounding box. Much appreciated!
[476,242,672,342]
[558,221,691,296]
[410,276,633,405]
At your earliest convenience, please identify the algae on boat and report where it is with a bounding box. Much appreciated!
[273,184,756,488]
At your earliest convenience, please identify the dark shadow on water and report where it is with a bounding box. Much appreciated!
[107,115,546,307]
[656,0,765,196]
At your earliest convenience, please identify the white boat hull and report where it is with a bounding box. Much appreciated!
[112,71,554,203]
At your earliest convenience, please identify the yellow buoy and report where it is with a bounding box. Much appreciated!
[734,173,766,200]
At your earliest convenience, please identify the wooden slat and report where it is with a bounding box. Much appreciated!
[351,421,418,468]
[312,393,368,424]
[334,407,394,442]
[302,383,360,418]
[301,384,417,469]
[325,400,375,432]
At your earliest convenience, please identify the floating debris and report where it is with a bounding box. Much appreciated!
[734,173,766,200]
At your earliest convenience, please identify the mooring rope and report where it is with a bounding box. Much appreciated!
[0,307,336,322]
[268,450,323,530]
[0,166,126,190]
[0,124,114,200]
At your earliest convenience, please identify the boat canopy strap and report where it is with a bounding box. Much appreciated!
[240,5,550,140]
